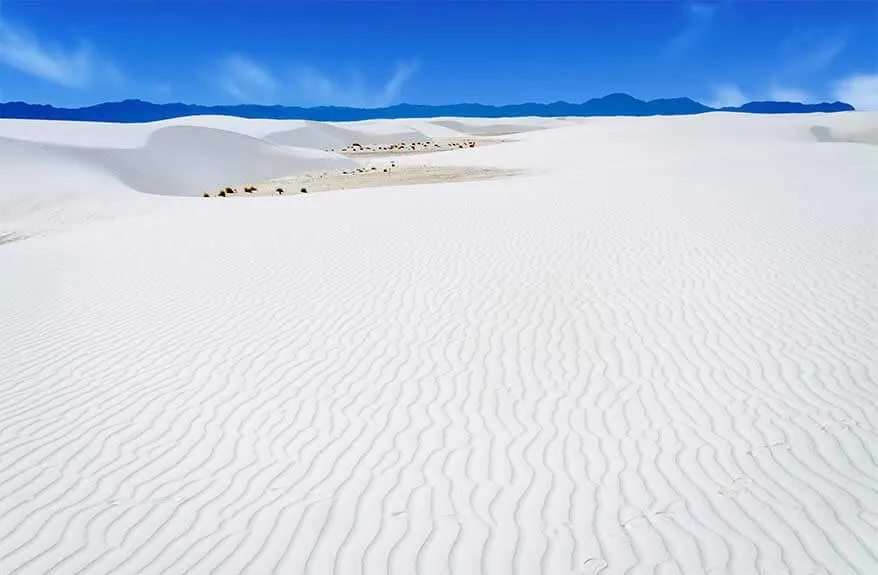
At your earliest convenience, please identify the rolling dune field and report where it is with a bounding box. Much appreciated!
[1,112,877,575]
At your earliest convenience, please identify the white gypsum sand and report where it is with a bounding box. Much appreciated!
[242,164,521,196]
[0,112,877,575]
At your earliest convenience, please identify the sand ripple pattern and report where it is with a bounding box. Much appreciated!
[2,129,878,574]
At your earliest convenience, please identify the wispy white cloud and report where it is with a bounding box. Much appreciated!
[217,54,277,102]
[706,83,748,108]
[779,31,849,78]
[375,61,418,107]
[217,55,418,107]
[294,60,418,108]
[706,81,843,107]
[754,31,849,104]
[293,66,333,104]
[662,2,720,58]
[704,29,854,108]
[706,82,826,107]
[0,17,118,88]
[833,73,878,110]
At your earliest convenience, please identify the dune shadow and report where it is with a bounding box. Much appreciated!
[811,125,878,146]
[0,231,25,246]
[1,126,357,197]
[430,120,547,137]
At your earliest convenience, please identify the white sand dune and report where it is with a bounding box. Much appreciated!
[267,121,427,150]
[431,119,550,137]
[1,111,877,575]
[0,115,566,238]
[71,126,355,196]
[0,118,364,235]
[0,135,159,239]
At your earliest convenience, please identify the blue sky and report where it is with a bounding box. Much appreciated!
[0,0,876,109]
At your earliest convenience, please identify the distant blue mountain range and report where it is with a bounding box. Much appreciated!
[0,93,854,123]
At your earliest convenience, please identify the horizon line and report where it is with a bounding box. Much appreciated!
[0,93,854,111]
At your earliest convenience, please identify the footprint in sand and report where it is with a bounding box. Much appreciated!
[821,419,857,434]
[748,441,791,456]
[718,477,753,498]
[576,558,608,574]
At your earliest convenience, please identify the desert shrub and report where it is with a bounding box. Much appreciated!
[244,185,256,193]
[224,187,235,194]
[276,187,284,195]
[218,190,226,197]
[300,187,308,194]
[203,192,211,198]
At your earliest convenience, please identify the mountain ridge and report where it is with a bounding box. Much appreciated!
[0,94,854,123]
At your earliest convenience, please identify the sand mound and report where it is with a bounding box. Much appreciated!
[0,115,522,237]
[0,118,155,148]
[0,120,358,235]
[325,119,432,145]
[263,120,424,150]
[398,119,472,139]
[0,126,357,200]
[0,135,157,238]
[431,120,545,137]
[430,117,567,137]
[0,115,445,151]
[84,125,356,196]
[159,115,309,139]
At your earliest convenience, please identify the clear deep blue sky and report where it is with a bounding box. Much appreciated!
[0,1,876,109]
